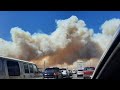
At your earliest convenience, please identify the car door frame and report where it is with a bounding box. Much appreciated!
[92,25,120,79]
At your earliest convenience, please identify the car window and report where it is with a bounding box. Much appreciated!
[0,60,2,72]
[54,68,59,72]
[0,11,120,79]
[33,64,38,73]
[45,68,55,73]
[23,63,29,73]
[29,64,33,73]
[90,67,95,70]
[84,67,95,70]
[7,61,20,76]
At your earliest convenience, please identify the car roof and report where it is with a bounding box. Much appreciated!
[0,55,35,64]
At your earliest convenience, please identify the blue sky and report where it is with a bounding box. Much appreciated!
[0,11,120,41]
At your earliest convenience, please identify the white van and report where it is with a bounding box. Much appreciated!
[0,56,41,79]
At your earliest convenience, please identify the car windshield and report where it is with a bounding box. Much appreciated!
[84,67,95,70]
[44,68,55,73]
[0,11,119,79]
[45,68,59,73]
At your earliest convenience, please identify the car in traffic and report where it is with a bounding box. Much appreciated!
[60,68,69,78]
[43,67,63,79]
[77,69,84,77]
[83,67,95,79]
[68,70,73,78]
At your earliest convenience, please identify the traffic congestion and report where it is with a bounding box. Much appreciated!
[1,11,119,80]
[40,66,95,79]
[0,56,95,79]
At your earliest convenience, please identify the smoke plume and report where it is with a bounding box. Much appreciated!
[0,16,120,68]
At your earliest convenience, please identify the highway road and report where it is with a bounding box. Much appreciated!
[72,74,84,79]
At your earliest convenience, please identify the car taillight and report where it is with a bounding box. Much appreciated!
[84,71,87,74]
[84,71,93,75]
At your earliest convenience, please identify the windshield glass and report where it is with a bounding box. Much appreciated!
[84,67,95,70]
[44,68,55,73]
[0,11,119,79]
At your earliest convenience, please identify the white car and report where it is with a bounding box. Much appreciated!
[77,69,83,77]
[60,68,69,78]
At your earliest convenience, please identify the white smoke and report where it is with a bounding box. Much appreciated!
[101,18,120,36]
[0,16,119,68]
[93,18,120,51]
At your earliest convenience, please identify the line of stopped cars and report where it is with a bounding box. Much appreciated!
[0,56,95,79]
[42,67,73,79]
[42,67,95,79]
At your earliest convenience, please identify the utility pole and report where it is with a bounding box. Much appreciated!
[44,61,45,70]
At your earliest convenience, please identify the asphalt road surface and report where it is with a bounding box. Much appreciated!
[72,74,84,79]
